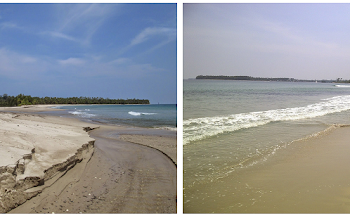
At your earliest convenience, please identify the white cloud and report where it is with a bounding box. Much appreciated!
[58,58,86,66]
[0,48,47,79]
[0,48,38,66]
[21,56,37,64]
[110,58,131,65]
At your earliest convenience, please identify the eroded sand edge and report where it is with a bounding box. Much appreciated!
[0,111,98,212]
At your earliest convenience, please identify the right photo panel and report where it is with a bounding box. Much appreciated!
[183,3,350,213]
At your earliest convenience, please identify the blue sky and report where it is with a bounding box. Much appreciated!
[184,3,350,80]
[0,3,177,104]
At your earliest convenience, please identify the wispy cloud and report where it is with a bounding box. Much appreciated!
[21,56,37,64]
[58,57,86,66]
[57,4,114,32]
[247,17,342,58]
[0,4,176,103]
[116,26,176,56]
[0,21,23,30]
[184,4,350,80]
[0,48,45,79]
[130,27,176,46]
[41,31,78,42]
[110,58,131,65]
[52,4,118,46]
[0,47,165,82]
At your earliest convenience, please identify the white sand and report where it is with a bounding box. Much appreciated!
[0,105,177,213]
[0,112,98,179]
[0,110,98,212]
[9,119,177,214]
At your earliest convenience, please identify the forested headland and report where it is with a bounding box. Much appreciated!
[0,94,150,107]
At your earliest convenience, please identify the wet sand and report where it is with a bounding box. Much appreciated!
[0,104,66,113]
[184,125,350,213]
[0,106,176,213]
[120,134,177,165]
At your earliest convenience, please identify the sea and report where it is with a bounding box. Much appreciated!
[45,104,177,131]
[183,79,350,211]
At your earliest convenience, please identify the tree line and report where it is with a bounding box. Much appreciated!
[196,75,296,81]
[196,75,340,83]
[0,94,150,107]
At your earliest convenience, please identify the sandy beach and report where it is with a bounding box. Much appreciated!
[184,124,350,213]
[0,105,176,213]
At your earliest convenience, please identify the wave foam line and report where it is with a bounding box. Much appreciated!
[69,111,96,118]
[183,95,350,145]
[335,84,350,88]
[128,111,157,116]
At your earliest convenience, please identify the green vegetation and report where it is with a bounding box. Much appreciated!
[0,94,149,107]
[336,78,350,83]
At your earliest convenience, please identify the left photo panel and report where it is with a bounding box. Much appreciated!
[0,3,177,213]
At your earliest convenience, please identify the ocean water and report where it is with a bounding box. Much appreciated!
[51,104,177,130]
[183,79,350,211]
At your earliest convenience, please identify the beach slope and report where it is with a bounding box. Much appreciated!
[2,106,177,213]
[9,125,177,213]
[184,125,350,213]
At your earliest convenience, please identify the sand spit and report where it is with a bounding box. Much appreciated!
[0,112,98,213]
[0,105,65,113]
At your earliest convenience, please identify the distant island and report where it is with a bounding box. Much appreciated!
[0,94,150,107]
[196,75,349,83]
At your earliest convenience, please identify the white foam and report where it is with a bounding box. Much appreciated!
[183,95,350,145]
[69,111,79,115]
[128,111,157,116]
[69,111,96,118]
[335,84,350,88]
[128,111,141,116]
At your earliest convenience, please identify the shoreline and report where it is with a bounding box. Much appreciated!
[0,105,177,213]
[184,124,350,213]
[26,104,178,132]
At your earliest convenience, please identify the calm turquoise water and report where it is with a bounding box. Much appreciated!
[53,104,177,130]
[184,79,350,207]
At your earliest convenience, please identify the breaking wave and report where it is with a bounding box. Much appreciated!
[128,111,157,116]
[69,110,96,118]
[335,85,350,88]
[183,95,350,145]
